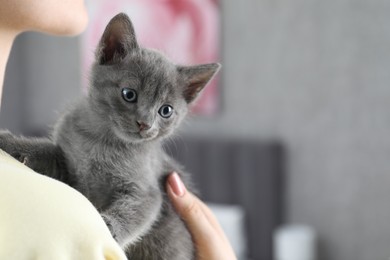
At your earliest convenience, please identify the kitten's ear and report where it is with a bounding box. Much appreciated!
[96,13,139,65]
[178,63,221,104]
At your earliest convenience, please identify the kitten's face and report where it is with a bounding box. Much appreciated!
[91,50,189,142]
[89,13,220,143]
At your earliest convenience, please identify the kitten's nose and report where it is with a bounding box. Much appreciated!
[137,121,151,131]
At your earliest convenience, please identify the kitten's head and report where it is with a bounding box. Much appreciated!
[89,13,220,143]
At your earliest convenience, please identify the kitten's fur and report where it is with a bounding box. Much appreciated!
[0,13,220,259]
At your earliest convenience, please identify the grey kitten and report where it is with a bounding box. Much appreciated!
[0,13,220,259]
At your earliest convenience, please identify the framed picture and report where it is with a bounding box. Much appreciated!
[81,0,221,116]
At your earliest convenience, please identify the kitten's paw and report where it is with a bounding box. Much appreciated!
[8,152,29,165]
[19,154,29,165]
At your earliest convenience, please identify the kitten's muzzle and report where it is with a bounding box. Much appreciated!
[137,121,151,132]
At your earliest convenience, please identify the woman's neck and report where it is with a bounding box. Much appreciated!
[0,29,17,106]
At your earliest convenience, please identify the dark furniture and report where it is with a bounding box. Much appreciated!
[165,137,285,260]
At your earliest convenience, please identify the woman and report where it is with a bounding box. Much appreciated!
[0,0,236,259]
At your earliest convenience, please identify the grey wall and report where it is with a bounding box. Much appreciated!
[2,0,390,259]
[185,1,390,260]
[1,33,83,135]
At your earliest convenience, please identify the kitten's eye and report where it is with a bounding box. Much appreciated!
[158,105,174,118]
[121,88,137,103]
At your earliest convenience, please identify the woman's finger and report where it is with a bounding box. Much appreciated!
[166,172,237,260]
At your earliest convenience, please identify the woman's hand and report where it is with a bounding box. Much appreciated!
[167,172,237,260]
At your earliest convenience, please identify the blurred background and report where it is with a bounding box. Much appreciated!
[2,0,390,260]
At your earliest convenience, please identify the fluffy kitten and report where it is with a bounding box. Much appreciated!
[0,13,220,259]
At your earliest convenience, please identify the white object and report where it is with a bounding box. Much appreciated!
[0,149,126,260]
[274,225,317,260]
[207,203,248,259]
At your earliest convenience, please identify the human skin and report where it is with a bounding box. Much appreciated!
[167,172,237,260]
[0,0,88,103]
[0,1,237,259]
[0,2,127,260]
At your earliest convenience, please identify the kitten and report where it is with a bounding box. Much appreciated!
[0,13,220,259]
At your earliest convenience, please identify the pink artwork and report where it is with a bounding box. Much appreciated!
[82,0,220,115]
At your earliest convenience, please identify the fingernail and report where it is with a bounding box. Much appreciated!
[168,172,186,197]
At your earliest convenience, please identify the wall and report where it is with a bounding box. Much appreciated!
[0,33,82,135]
[185,0,390,259]
[2,0,390,259]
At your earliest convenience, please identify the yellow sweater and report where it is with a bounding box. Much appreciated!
[0,150,126,260]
